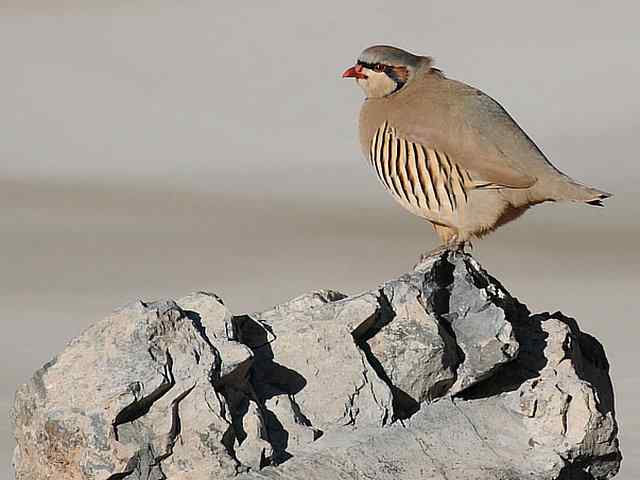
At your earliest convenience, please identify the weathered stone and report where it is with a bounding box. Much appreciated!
[11,251,621,480]
[11,297,248,479]
[416,253,520,394]
[361,281,457,418]
[247,291,394,432]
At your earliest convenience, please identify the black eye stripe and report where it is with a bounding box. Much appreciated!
[357,61,391,72]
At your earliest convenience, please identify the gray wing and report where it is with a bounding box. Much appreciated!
[398,78,549,189]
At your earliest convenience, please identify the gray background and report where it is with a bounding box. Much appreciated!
[1,1,638,478]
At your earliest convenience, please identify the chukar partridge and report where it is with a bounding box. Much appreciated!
[342,45,611,246]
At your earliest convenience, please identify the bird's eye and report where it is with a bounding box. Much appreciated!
[373,63,385,72]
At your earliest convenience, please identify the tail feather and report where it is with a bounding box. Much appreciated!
[586,199,604,207]
[582,187,612,207]
[551,177,613,206]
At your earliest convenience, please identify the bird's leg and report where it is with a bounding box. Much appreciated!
[418,226,474,265]
[445,235,473,255]
[418,234,457,264]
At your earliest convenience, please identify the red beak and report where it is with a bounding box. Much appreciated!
[342,65,367,80]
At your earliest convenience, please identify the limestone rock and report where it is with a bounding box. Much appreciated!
[11,251,621,479]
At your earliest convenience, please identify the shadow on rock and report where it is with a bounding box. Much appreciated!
[229,314,313,465]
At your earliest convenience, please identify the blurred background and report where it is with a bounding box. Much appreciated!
[1,1,639,478]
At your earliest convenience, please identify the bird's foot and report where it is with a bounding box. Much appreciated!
[414,244,447,270]
[416,239,472,268]
[416,242,458,265]
[419,243,449,260]
[450,239,472,253]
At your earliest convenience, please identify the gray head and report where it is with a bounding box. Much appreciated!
[342,45,428,98]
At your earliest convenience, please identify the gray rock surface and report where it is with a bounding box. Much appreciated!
[11,251,621,479]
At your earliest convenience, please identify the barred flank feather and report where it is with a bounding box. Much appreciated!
[369,122,475,217]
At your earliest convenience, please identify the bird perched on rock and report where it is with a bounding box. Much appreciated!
[342,45,611,247]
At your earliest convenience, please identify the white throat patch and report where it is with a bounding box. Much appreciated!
[356,69,397,98]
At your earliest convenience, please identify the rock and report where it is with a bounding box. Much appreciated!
[11,251,622,479]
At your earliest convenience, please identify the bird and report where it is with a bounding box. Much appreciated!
[342,45,611,248]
